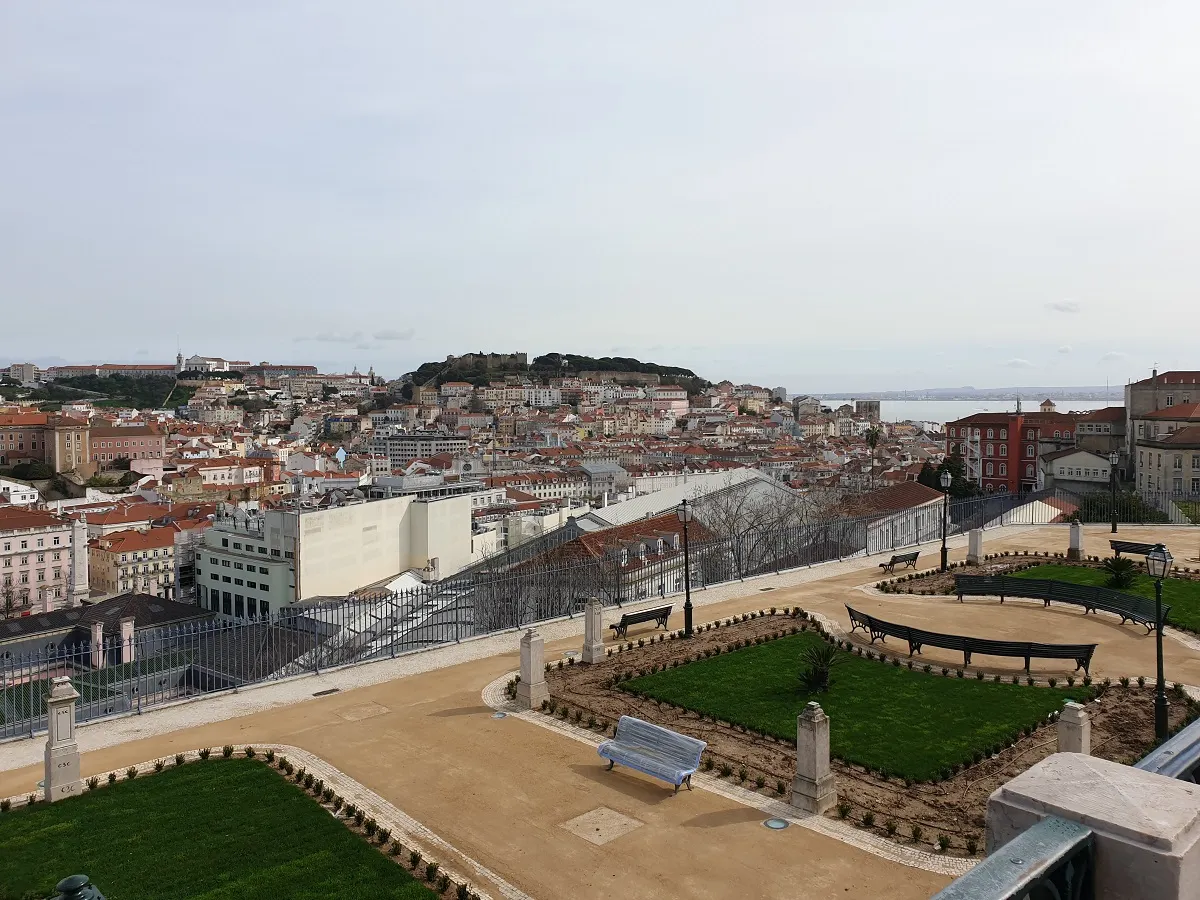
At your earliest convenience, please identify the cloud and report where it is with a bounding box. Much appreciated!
[1058,345,1072,354]
[1046,300,1081,313]
[1004,358,1035,368]
[1100,351,1127,361]
[373,328,414,342]
[293,331,364,343]
[354,343,376,351]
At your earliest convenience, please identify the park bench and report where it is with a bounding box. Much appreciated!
[598,715,706,793]
[954,575,1165,633]
[1110,540,1157,557]
[609,605,672,640]
[879,551,920,574]
[846,605,1097,674]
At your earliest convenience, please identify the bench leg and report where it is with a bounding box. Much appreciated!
[674,782,680,794]
[1025,657,1031,673]
[685,774,693,791]
[964,651,972,667]
[606,761,615,771]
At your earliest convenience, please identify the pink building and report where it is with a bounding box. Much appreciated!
[0,507,89,613]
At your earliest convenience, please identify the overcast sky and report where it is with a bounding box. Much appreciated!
[2,3,1197,392]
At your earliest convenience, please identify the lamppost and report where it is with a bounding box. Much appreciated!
[940,469,952,572]
[1109,450,1120,534]
[1146,543,1173,741]
[676,499,693,638]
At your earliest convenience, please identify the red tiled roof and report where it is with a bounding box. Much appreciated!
[838,481,944,518]
[1141,403,1200,420]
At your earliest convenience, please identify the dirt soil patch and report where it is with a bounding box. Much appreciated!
[543,612,1194,858]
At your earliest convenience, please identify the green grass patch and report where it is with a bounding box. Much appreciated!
[624,632,1088,781]
[1013,564,1200,632]
[0,759,436,900]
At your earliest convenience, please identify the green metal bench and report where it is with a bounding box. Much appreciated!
[954,575,1166,633]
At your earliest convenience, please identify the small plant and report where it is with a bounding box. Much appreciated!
[1048,677,1057,688]
[703,756,714,771]
[364,818,378,837]
[378,827,390,844]
[199,748,212,760]
[1137,676,1146,688]
[1120,676,1131,688]
[1066,676,1075,687]
[861,811,875,828]
[799,641,842,693]
[333,796,343,813]
[911,824,924,843]
[108,772,117,784]
[1101,555,1137,589]
[265,749,275,763]
[410,849,423,869]
[720,763,733,778]
[1174,682,1186,698]
[222,744,234,759]
[437,874,451,893]
[776,779,786,795]
[755,775,766,789]
[937,834,951,852]
[885,820,897,836]
[892,657,901,668]
[956,669,964,679]
[322,787,334,802]
[941,667,950,677]
[836,801,852,819]
[26,794,36,806]
[967,837,978,855]
[923,664,932,674]
[345,803,357,819]
[244,746,256,759]
[993,674,1002,683]
[0,798,9,811]
[737,767,748,783]
[154,759,165,772]
[277,756,288,769]
[175,753,185,767]
[390,840,402,857]
[284,762,294,775]
[1083,675,1092,686]
[126,767,138,780]
[86,777,100,792]
[354,809,365,827]
[975,670,984,680]
[425,862,440,882]
[457,884,471,900]
[1026,677,1035,687]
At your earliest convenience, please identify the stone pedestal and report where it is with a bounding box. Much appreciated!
[44,677,81,803]
[790,702,836,814]
[1067,521,1084,561]
[515,629,549,710]
[967,529,983,566]
[1057,702,1091,754]
[581,597,605,665]
[987,753,1200,900]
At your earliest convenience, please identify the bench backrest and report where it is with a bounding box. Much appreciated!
[621,606,672,625]
[613,715,705,765]
[953,575,1166,623]
[1111,540,1156,555]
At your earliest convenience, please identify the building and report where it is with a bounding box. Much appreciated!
[838,481,945,555]
[193,492,475,619]
[0,477,39,506]
[89,527,177,599]
[1132,403,1200,495]
[854,399,881,422]
[369,432,470,470]
[88,425,166,470]
[44,363,177,380]
[946,408,1080,493]
[0,507,89,613]
[2,363,41,384]
[1040,448,1115,492]
[1075,407,1127,475]
[1124,369,1200,460]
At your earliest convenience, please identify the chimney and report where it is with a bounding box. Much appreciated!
[90,621,104,669]
[119,616,135,665]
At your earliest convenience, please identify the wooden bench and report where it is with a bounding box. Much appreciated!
[598,715,706,793]
[1110,540,1157,557]
[954,575,1166,633]
[609,605,672,640]
[879,551,920,574]
[846,605,1097,674]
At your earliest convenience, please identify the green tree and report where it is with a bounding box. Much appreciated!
[917,461,940,490]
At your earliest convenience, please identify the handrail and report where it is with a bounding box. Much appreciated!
[930,816,1094,900]
[1134,716,1200,783]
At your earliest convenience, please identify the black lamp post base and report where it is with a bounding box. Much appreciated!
[1155,694,1171,742]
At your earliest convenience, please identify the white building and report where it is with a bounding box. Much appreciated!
[0,478,39,506]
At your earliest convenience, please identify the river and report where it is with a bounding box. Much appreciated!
[874,399,1121,425]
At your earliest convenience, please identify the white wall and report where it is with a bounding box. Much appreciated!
[296,496,414,599]
[406,494,473,579]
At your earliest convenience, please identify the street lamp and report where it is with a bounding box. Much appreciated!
[940,469,952,572]
[676,499,694,637]
[1109,450,1120,534]
[1146,543,1173,741]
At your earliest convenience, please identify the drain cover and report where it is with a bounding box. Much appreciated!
[312,688,340,697]
[492,712,508,719]
[763,818,789,830]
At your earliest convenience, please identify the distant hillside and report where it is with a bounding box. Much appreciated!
[405,352,709,394]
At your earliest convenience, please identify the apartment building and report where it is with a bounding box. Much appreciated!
[89,527,176,599]
[1041,448,1115,491]
[1132,403,1200,494]
[0,412,90,474]
[89,425,166,470]
[1124,369,1200,460]
[0,507,89,612]
[946,408,1079,493]
[369,432,470,470]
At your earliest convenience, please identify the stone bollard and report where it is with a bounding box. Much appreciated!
[790,702,837,814]
[54,874,106,900]
[967,529,983,566]
[1057,702,1091,754]
[986,754,1200,900]
[515,628,549,710]
[581,597,605,665]
[1067,521,1083,561]
[44,676,81,803]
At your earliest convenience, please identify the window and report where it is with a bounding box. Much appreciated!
[1064,431,1071,439]
[210,557,217,564]
[1026,464,1034,477]
[1175,455,1184,469]
[260,600,270,617]
[210,573,219,581]
[1058,467,1065,475]
[1193,478,1200,494]
[221,538,228,547]
[234,578,243,586]
[234,596,244,617]
[210,592,219,611]
[36,538,43,548]
[222,575,231,583]
[1167,395,1174,406]
[1054,431,1061,438]
[999,463,1007,476]
[1027,430,1034,440]
[1193,456,1200,470]
[1026,446,1034,457]
[260,583,269,592]
[985,462,993,476]
[284,551,293,559]
[222,560,230,567]
[1000,428,1007,439]
[222,592,232,614]
[985,443,993,457]
[233,542,241,550]
[987,428,994,439]
[234,562,243,570]
[246,581,256,589]
[258,566,268,574]
[1139,424,1145,437]
[271,549,280,557]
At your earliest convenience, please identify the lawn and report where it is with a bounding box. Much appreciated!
[623,632,1089,781]
[1013,563,1200,632]
[0,759,436,900]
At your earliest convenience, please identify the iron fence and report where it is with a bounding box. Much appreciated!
[2,486,1194,740]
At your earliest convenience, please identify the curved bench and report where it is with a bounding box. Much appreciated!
[954,575,1166,634]
[598,715,705,793]
[846,604,1097,674]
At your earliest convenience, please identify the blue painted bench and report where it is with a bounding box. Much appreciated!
[598,716,706,793]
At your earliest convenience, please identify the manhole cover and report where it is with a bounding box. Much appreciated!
[763,818,789,830]
[563,650,581,660]
[492,712,508,719]
[312,688,340,697]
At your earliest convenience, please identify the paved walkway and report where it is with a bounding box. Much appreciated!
[2,523,1196,900]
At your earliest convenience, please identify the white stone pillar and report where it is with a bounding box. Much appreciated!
[1057,702,1091,754]
[987,754,1200,900]
[119,616,135,665]
[44,677,81,803]
[90,621,104,669]
[69,517,89,608]
[515,628,549,710]
[582,597,605,664]
[967,529,983,566]
[1067,521,1083,561]
[790,701,836,814]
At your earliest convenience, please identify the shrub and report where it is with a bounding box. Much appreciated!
[937,834,951,852]
[175,753,185,767]
[703,756,714,771]
[923,664,932,674]
[776,779,786,795]
[354,809,365,827]
[1101,555,1137,589]
[108,772,117,784]
[1066,676,1075,687]
[425,862,440,882]
[332,796,343,813]
[975,670,984,680]
[126,767,138,780]
[345,803,357,819]
[911,824,924,843]
[457,884,471,900]
[799,641,842,693]
[222,745,234,759]
[154,759,165,773]
[437,874,451,893]
[390,840,402,857]
[284,762,294,775]
[410,849,423,869]
[993,674,1002,683]
[364,818,378,837]
[1174,682,1186,698]
[264,749,275,763]
[86,777,100,792]
[755,775,766,789]
[1048,678,1057,688]
[1083,675,1092,686]
[956,669,964,679]
[836,801,852,819]
[244,746,256,759]
[737,767,748,783]
[1026,677,1035,687]
[1012,675,1021,685]
[199,748,212,760]
[1120,676,1130,688]
[322,787,334,802]
[892,657,901,668]
[885,820,897,836]
[861,811,875,828]
[1137,676,1146,688]
[967,837,979,855]
[720,763,733,778]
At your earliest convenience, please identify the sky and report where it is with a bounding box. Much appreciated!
[2,3,1198,393]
